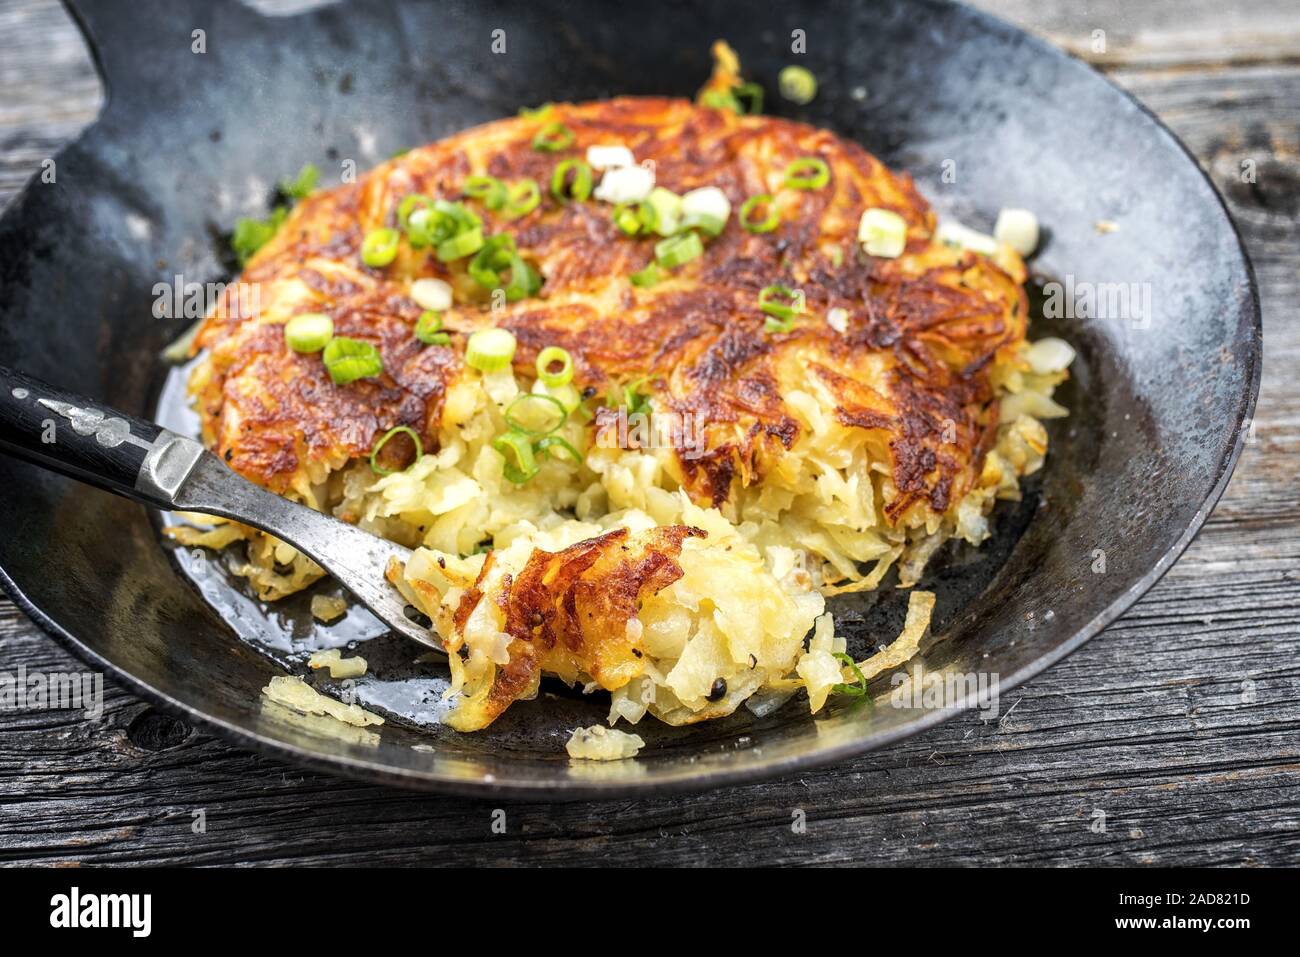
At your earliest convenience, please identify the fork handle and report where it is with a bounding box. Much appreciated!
[0,364,200,508]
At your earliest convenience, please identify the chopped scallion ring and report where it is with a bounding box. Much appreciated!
[469,233,517,289]
[532,122,575,152]
[739,193,779,233]
[782,157,830,190]
[734,81,764,115]
[369,425,423,476]
[550,159,593,203]
[463,175,508,210]
[859,208,908,259]
[700,89,742,112]
[759,284,804,332]
[360,227,400,267]
[612,202,642,235]
[536,346,575,387]
[830,653,868,697]
[505,393,567,436]
[654,231,703,269]
[410,277,453,311]
[586,144,635,170]
[415,310,449,345]
[322,336,384,385]
[435,226,484,262]
[492,430,540,484]
[680,186,731,236]
[398,194,432,231]
[535,435,584,465]
[405,199,481,250]
[503,253,542,301]
[629,263,662,287]
[502,178,541,219]
[284,312,333,353]
[778,65,818,105]
[468,235,541,301]
[638,187,683,237]
[465,327,517,372]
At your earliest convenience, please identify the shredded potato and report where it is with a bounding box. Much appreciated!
[307,648,368,679]
[566,725,646,761]
[262,676,383,728]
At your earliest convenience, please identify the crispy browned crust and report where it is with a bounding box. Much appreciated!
[193,97,1026,517]
[447,524,704,731]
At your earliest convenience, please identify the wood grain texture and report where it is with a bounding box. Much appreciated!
[0,0,1297,866]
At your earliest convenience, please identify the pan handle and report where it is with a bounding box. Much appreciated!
[0,365,203,509]
[61,0,250,102]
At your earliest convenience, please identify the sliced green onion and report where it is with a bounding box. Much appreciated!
[469,233,517,288]
[415,310,450,345]
[503,253,542,301]
[537,354,576,391]
[612,202,642,235]
[435,226,484,262]
[759,284,803,332]
[231,207,287,264]
[465,327,517,372]
[502,178,541,219]
[622,376,652,415]
[398,194,432,231]
[778,65,818,105]
[463,175,508,210]
[535,346,574,387]
[638,187,683,237]
[739,194,779,233]
[700,89,741,112]
[467,235,541,302]
[408,200,482,250]
[532,122,574,152]
[783,157,830,190]
[369,425,423,476]
[550,160,593,202]
[630,263,662,287]
[831,653,868,697]
[410,277,453,311]
[492,430,539,484]
[535,435,583,465]
[279,163,320,200]
[734,81,764,115]
[505,393,567,436]
[678,187,732,237]
[323,336,384,385]
[859,208,908,259]
[361,227,400,267]
[284,312,333,353]
[655,231,704,269]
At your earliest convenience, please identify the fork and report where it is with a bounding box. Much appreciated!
[0,364,439,650]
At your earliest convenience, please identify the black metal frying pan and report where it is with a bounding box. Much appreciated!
[0,0,1260,797]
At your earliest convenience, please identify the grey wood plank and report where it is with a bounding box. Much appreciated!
[0,0,1296,866]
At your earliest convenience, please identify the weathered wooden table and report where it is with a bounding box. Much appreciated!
[1,0,1296,866]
